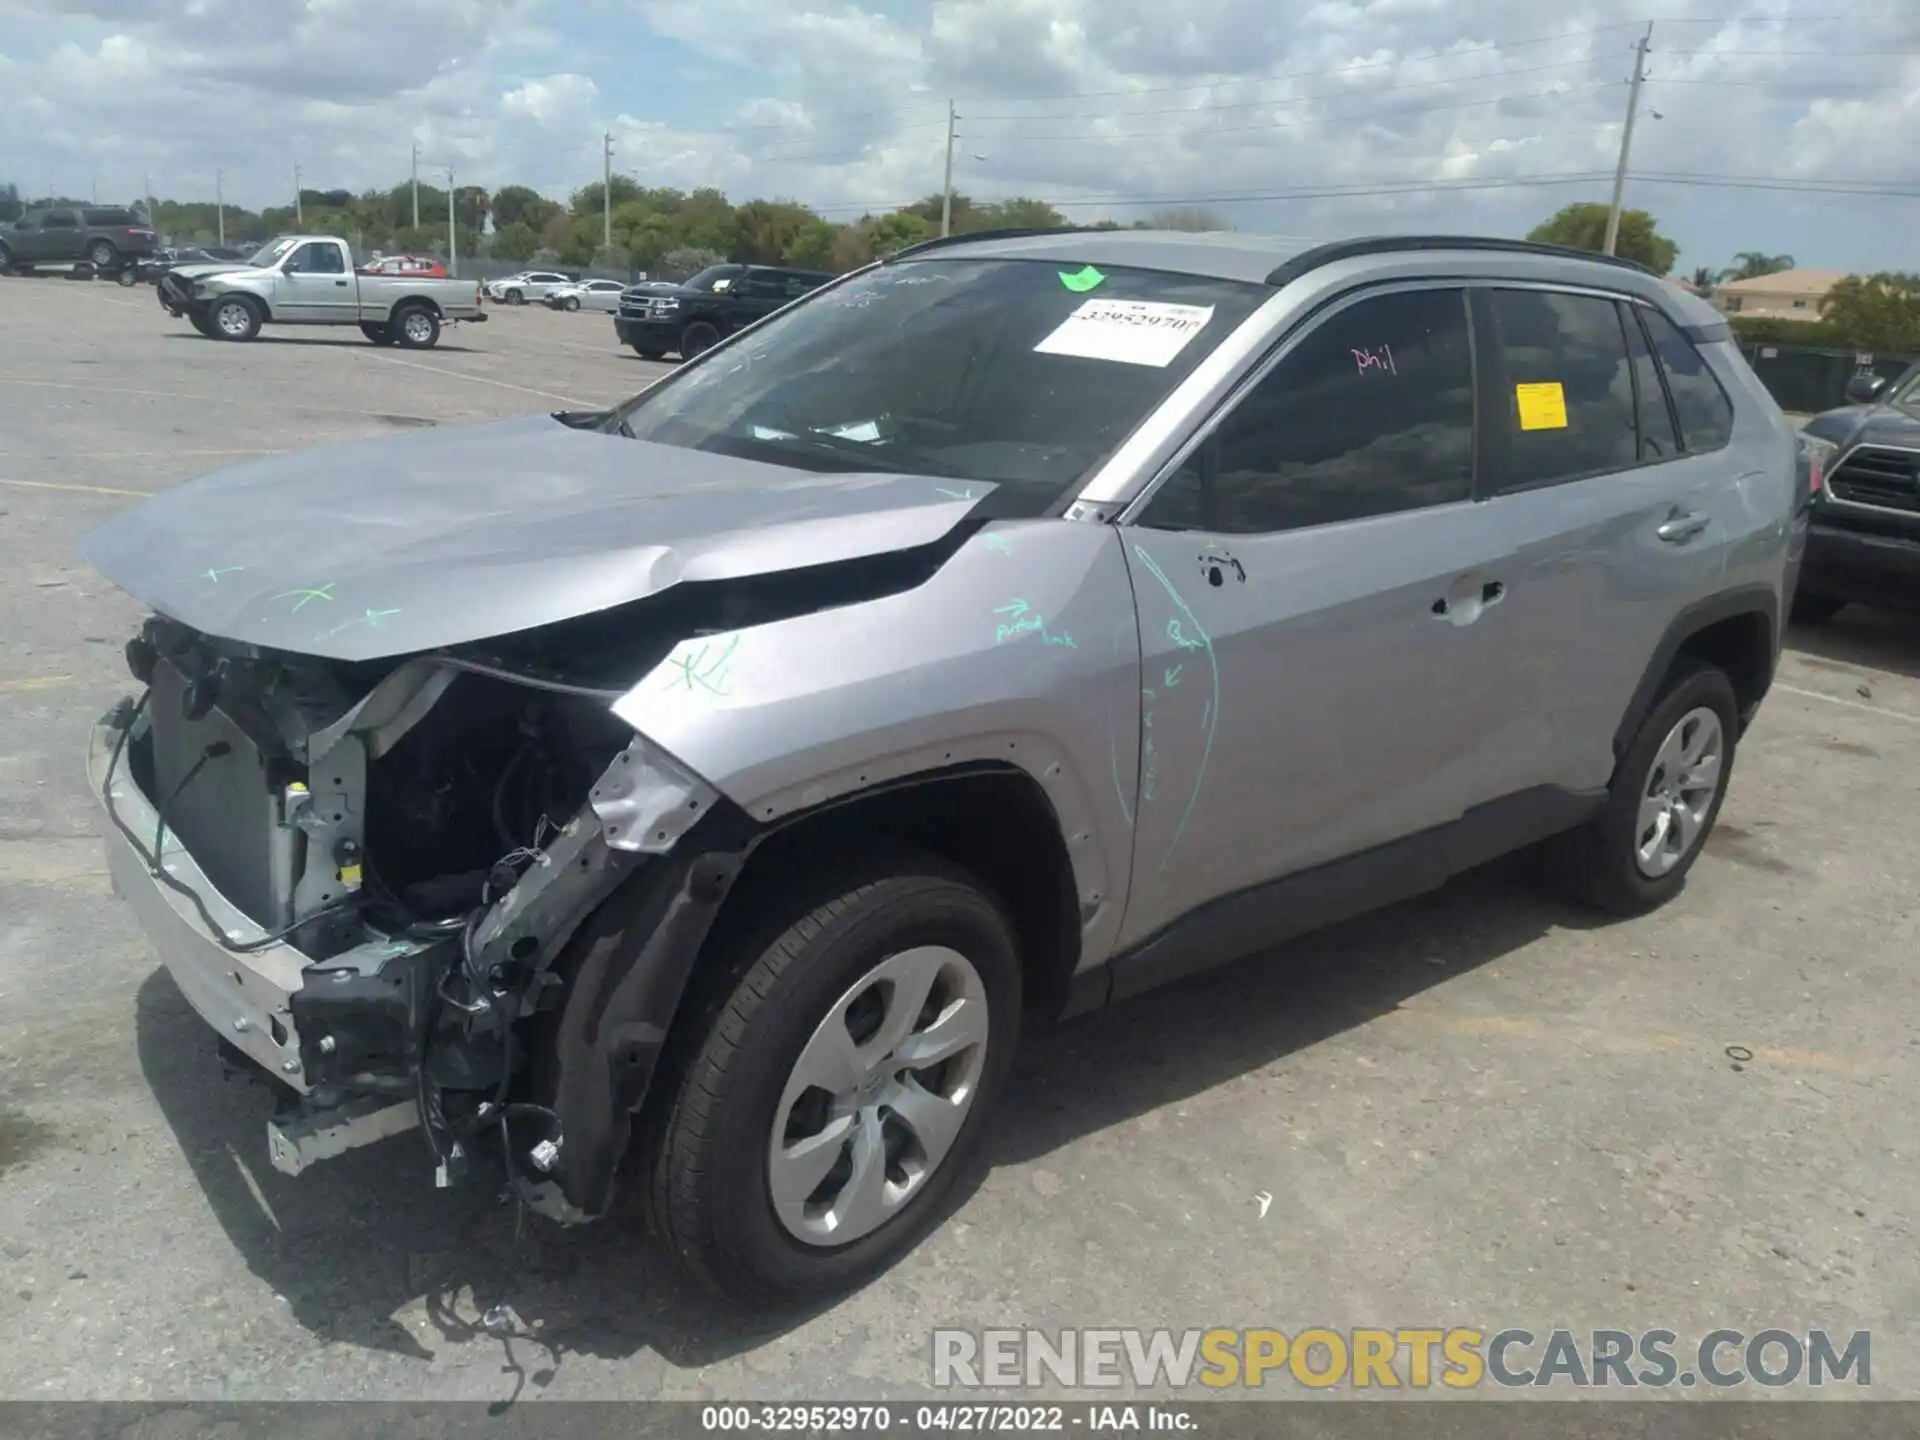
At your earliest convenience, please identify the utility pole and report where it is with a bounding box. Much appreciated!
[411,142,420,229]
[294,164,303,226]
[940,100,958,237]
[144,172,155,236]
[216,168,225,248]
[1604,23,1653,258]
[603,131,614,250]
[447,165,457,278]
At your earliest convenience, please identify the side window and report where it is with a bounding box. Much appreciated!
[1141,287,1475,535]
[1639,308,1736,453]
[737,273,785,300]
[781,275,816,300]
[284,243,323,273]
[1487,289,1638,488]
[42,212,78,230]
[1623,305,1680,462]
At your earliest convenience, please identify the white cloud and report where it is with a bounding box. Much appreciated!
[3,0,1919,267]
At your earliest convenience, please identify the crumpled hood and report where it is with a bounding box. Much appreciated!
[78,414,992,662]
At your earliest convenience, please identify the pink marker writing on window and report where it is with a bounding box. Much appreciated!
[1352,343,1397,376]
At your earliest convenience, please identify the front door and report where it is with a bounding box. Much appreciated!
[272,240,352,321]
[1116,284,1517,949]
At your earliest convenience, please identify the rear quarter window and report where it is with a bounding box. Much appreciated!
[84,208,138,226]
[1640,307,1737,452]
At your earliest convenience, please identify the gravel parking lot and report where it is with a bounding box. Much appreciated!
[1,273,1917,1404]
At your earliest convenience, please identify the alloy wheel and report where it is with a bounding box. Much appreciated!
[1634,706,1724,878]
[768,945,990,1247]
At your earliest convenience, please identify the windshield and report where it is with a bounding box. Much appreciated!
[612,257,1269,514]
[244,237,298,268]
[1892,366,1920,415]
[684,265,742,293]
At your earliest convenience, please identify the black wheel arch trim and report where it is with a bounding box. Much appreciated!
[1610,584,1780,760]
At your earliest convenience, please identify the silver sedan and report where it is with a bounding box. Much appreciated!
[546,279,627,313]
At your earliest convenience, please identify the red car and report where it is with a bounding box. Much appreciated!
[361,254,448,278]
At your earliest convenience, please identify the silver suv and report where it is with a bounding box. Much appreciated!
[81,230,1801,1305]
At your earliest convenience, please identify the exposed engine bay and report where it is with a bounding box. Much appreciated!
[101,612,733,1214]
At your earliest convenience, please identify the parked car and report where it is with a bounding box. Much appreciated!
[0,205,158,275]
[155,234,487,347]
[364,254,449,278]
[485,270,572,305]
[79,230,1796,1306]
[547,278,626,312]
[1792,364,1920,620]
[615,263,833,359]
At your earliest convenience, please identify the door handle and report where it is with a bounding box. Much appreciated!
[1430,578,1506,624]
[333,279,348,286]
[1656,509,1710,544]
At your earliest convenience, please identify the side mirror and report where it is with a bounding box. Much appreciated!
[1845,373,1889,406]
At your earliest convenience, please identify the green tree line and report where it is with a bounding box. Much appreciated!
[2,176,1228,276]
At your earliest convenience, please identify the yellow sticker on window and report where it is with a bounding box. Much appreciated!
[1515,382,1569,431]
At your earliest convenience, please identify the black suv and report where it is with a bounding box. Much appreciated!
[1793,365,1920,621]
[0,206,158,276]
[615,262,833,360]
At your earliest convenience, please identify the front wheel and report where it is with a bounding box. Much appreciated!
[679,320,720,359]
[563,295,580,312]
[188,310,218,338]
[359,321,397,345]
[1539,657,1738,916]
[1790,591,1847,626]
[116,265,139,288]
[641,856,1020,1303]
[506,288,525,305]
[631,343,667,360]
[210,295,261,341]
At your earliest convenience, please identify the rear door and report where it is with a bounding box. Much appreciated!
[1116,283,1518,948]
[1467,286,1735,800]
[272,240,353,321]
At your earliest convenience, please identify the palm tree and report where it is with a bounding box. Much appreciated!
[1720,251,1795,282]
[1689,265,1716,295]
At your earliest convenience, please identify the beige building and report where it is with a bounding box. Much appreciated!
[1714,268,1850,321]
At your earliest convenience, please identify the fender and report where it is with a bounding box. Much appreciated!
[1611,583,1780,758]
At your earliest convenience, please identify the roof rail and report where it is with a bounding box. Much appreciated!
[883,225,1106,262]
[1264,235,1661,287]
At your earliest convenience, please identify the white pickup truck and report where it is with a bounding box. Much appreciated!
[156,234,487,349]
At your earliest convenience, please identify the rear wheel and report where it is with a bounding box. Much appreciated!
[0,242,11,272]
[210,295,261,341]
[1539,657,1738,916]
[87,239,117,270]
[640,855,1020,1303]
[391,303,441,349]
[631,343,667,361]
[359,321,397,345]
[679,320,720,359]
[115,265,139,288]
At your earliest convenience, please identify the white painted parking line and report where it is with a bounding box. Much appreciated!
[1775,681,1920,726]
[353,349,599,407]
[0,374,437,422]
[0,476,151,498]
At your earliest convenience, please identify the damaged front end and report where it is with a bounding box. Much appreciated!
[92,614,741,1219]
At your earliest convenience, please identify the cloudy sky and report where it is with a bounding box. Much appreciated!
[2,0,1916,272]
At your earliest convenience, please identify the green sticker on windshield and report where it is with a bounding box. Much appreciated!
[1059,265,1106,293]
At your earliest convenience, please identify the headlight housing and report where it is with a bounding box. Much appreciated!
[1796,432,1837,500]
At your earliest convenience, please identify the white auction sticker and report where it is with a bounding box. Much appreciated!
[1033,299,1216,368]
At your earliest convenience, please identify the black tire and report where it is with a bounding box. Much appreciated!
[209,295,262,341]
[631,344,667,361]
[506,288,525,305]
[640,854,1021,1304]
[116,265,139,288]
[390,303,441,349]
[359,321,397,345]
[0,243,11,272]
[563,295,580,312]
[1790,590,1847,625]
[87,240,117,270]
[187,310,218,338]
[1539,656,1739,916]
[679,320,720,359]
